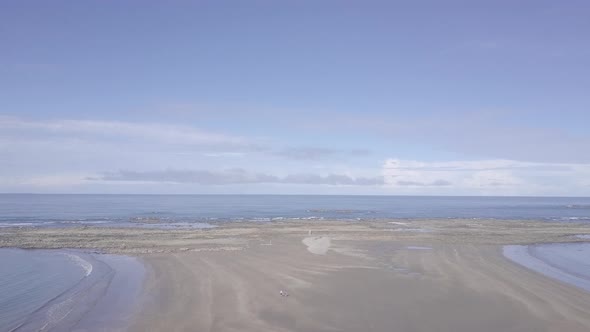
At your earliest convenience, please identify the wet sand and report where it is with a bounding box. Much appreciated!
[2,219,590,331]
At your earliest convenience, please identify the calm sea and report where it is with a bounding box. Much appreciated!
[0,249,86,331]
[1,194,590,228]
[0,249,144,331]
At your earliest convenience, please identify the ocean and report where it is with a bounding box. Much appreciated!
[0,249,87,331]
[503,243,590,293]
[1,194,590,228]
[0,249,144,332]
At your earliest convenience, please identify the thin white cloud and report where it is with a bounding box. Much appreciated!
[267,110,590,164]
[382,158,590,195]
[0,174,89,187]
[0,117,373,162]
[92,169,384,186]
[0,116,253,149]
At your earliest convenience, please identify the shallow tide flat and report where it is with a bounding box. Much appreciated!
[2,219,590,332]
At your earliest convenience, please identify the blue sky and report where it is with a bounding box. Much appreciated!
[1,1,590,195]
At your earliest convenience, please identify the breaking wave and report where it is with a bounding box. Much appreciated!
[63,253,93,277]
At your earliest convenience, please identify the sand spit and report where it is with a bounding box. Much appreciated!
[3,219,590,331]
[130,239,590,332]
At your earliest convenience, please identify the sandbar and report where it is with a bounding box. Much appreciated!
[2,219,590,331]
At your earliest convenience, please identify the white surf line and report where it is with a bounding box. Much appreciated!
[36,254,95,331]
[63,253,93,277]
[40,297,76,332]
[392,228,431,233]
[405,246,432,250]
[387,221,409,226]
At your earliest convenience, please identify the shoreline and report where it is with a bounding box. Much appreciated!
[2,219,590,331]
[503,243,590,293]
[2,215,590,231]
[2,249,144,332]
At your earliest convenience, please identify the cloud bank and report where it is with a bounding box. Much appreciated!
[383,158,590,195]
[94,169,385,186]
[2,116,590,195]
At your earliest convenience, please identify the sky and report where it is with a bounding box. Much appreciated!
[1,0,590,195]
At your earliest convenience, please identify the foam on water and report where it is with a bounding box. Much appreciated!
[559,217,590,221]
[4,194,590,228]
[0,222,37,227]
[44,297,76,330]
[63,253,93,277]
[405,246,433,250]
[392,228,432,233]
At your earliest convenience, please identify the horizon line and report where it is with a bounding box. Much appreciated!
[1,193,589,198]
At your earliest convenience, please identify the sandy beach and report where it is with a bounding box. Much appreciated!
[2,219,590,331]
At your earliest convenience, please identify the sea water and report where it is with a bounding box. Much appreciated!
[503,243,590,293]
[0,249,86,331]
[1,194,590,228]
[0,249,144,331]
